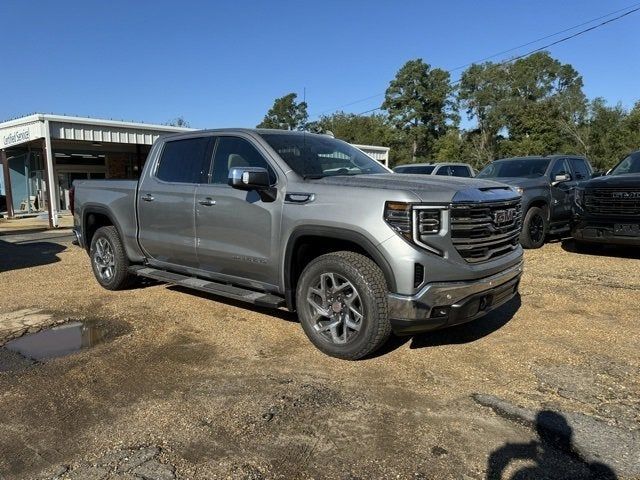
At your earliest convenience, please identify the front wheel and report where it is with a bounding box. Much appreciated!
[520,206,548,249]
[295,251,391,360]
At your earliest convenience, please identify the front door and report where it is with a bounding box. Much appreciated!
[195,135,282,288]
[549,158,576,222]
[137,136,213,269]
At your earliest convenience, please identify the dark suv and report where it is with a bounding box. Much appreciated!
[572,150,640,247]
[477,155,593,248]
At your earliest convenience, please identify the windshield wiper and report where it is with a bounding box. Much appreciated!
[303,174,326,180]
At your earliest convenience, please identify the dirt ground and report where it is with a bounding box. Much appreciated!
[0,228,638,480]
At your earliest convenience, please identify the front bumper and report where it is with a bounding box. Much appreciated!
[387,260,523,335]
[572,219,640,247]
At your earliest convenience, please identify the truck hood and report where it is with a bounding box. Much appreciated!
[483,177,548,189]
[313,174,519,203]
[584,173,640,188]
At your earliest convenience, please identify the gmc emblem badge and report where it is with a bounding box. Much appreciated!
[612,191,639,199]
[493,208,517,223]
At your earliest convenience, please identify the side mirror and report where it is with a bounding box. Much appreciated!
[552,173,571,185]
[228,167,271,191]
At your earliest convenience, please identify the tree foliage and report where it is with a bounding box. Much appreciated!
[165,116,190,128]
[382,59,456,160]
[257,93,308,130]
[258,52,638,170]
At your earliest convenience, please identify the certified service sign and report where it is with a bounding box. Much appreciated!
[1,122,44,148]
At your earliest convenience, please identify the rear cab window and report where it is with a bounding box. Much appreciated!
[569,158,592,181]
[449,165,472,177]
[156,137,212,183]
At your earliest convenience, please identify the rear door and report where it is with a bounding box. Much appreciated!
[194,135,282,288]
[137,136,213,269]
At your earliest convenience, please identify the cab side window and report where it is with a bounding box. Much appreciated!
[156,137,212,183]
[435,166,450,176]
[569,158,592,181]
[550,159,571,180]
[212,137,276,185]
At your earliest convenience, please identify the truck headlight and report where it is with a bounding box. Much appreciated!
[512,186,524,196]
[574,188,584,207]
[384,202,445,254]
[384,202,413,241]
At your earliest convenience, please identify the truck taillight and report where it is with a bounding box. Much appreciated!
[69,186,75,216]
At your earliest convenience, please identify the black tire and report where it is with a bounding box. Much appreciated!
[520,206,548,249]
[295,251,391,360]
[89,225,131,290]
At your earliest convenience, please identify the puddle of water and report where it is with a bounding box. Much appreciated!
[5,320,108,361]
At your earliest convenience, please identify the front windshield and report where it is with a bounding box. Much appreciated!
[477,158,550,178]
[610,154,640,176]
[260,133,388,178]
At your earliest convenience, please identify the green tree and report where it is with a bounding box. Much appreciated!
[585,98,635,170]
[503,52,586,155]
[458,52,587,162]
[458,62,509,164]
[257,93,308,130]
[382,59,456,161]
[165,116,190,128]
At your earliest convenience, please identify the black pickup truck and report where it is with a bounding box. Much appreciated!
[476,155,594,248]
[572,150,640,247]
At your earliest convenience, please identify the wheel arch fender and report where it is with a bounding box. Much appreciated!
[283,226,397,311]
[82,204,143,262]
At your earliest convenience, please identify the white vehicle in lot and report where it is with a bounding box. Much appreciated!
[393,162,475,177]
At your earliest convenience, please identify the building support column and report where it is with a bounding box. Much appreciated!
[42,120,58,228]
[1,149,15,218]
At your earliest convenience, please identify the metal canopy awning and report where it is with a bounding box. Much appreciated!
[0,114,192,227]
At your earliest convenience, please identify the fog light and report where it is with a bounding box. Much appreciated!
[430,307,450,318]
[479,296,488,310]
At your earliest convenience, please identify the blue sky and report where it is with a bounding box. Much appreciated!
[1,0,638,128]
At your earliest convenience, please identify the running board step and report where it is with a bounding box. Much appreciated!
[129,266,285,308]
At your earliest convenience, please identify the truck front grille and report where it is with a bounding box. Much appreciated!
[450,199,522,263]
[585,189,640,216]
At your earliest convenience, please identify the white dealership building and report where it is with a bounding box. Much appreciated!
[0,114,390,227]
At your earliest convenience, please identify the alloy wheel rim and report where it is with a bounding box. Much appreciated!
[529,214,544,243]
[306,272,363,345]
[94,238,115,281]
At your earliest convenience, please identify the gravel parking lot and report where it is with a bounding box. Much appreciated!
[0,227,638,479]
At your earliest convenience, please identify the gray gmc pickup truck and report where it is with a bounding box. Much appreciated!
[73,129,523,359]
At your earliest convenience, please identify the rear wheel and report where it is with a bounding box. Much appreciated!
[295,251,391,360]
[520,206,548,249]
[90,226,131,290]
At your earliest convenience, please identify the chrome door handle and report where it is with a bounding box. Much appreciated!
[142,194,155,202]
[198,197,216,206]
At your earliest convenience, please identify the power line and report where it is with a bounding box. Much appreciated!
[447,1,640,73]
[311,2,640,119]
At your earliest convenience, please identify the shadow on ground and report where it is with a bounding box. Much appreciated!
[366,294,521,358]
[409,294,521,349]
[561,238,640,260]
[166,284,299,323]
[487,409,617,480]
[0,240,67,273]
